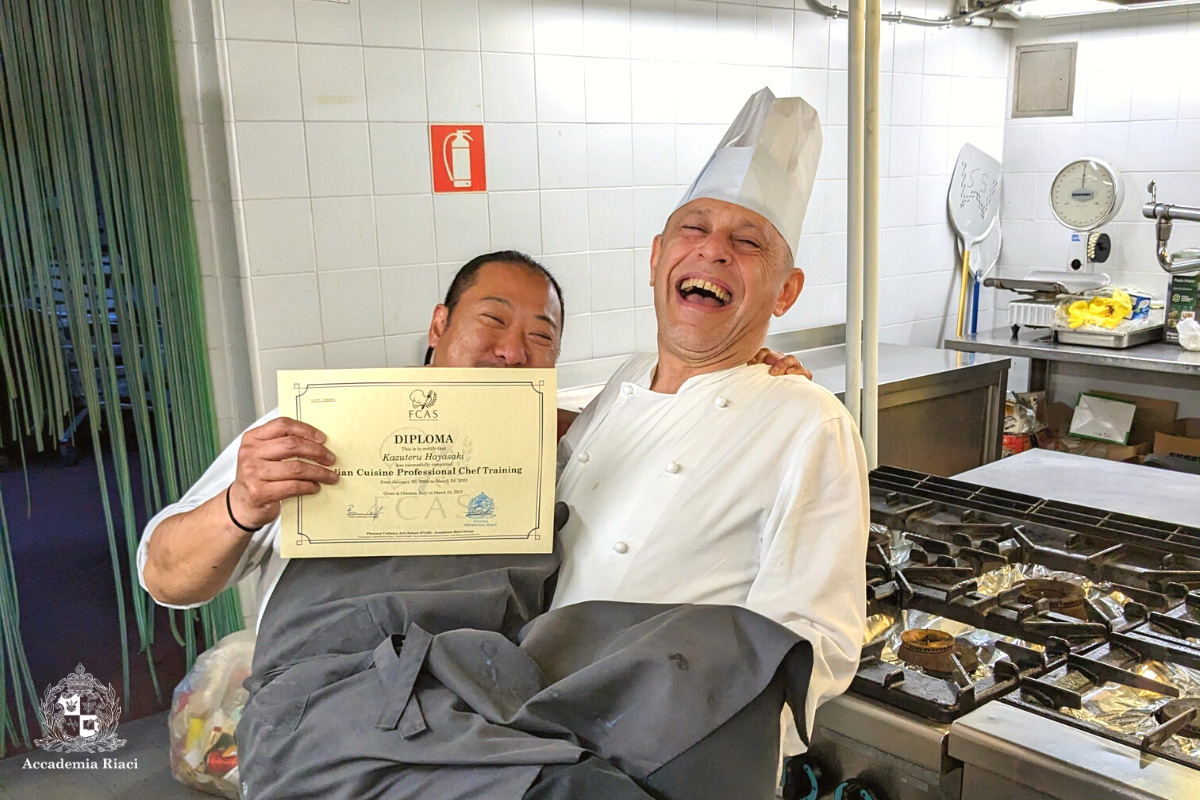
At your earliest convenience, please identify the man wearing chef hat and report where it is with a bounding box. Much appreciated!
[552,87,870,751]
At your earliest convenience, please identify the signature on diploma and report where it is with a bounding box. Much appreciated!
[346,504,384,521]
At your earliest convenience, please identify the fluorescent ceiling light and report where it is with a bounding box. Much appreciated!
[1006,0,1117,18]
[1004,0,1200,18]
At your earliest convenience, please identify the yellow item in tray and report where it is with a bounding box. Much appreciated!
[1067,289,1133,329]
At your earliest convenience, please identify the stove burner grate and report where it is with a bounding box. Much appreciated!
[1156,698,1200,739]
[897,628,980,676]
[1016,579,1088,620]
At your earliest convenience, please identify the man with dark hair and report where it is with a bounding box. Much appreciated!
[424,250,564,365]
[138,251,566,621]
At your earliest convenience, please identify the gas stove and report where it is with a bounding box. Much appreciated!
[793,466,1200,800]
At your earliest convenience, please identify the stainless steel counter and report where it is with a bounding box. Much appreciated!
[809,693,962,800]
[944,327,1200,377]
[558,326,1011,475]
[949,701,1200,800]
[558,341,1005,411]
[560,325,1010,396]
[956,448,1200,529]
[790,343,1007,402]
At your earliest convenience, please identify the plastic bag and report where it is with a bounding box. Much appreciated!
[1179,317,1200,352]
[169,629,255,799]
[1004,391,1047,435]
[1053,288,1155,333]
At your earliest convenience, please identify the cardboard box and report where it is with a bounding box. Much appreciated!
[1166,273,1198,344]
[1069,393,1137,444]
[1037,400,1158,462]
[1154,418,1200,462]
[1037,431,1150,462]
[1091,393,1179,447]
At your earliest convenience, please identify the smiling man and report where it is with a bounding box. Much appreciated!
[138,252,565,618]
[552,88,870,753]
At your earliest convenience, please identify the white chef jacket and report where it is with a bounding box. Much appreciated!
[136,408,286,628]
[551,353,870,746]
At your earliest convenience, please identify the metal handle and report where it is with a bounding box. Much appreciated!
[1141,181,1200,275]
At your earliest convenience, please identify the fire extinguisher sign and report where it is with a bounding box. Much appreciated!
[430,124,486,193]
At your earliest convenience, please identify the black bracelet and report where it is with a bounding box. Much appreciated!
[225,486,263,533]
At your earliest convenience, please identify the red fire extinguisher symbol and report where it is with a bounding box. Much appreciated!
[431,124,486,194]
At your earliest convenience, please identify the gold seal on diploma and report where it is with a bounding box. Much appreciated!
[277,367,556,558]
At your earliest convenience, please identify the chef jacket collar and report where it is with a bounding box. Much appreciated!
[629,359,755,395]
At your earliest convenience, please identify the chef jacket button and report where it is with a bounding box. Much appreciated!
[665,461,681,474]
[612,541,629,554]
[578,451,590,463]
[714,396,728,408]
[621,385,634,396]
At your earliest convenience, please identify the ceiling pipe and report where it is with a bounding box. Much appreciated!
[803,0,1018,27]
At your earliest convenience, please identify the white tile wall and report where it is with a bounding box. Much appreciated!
[360,0,421,48]
[541,189,590,254]
[325,336,388,369]
[488,190,543,253]
[241,198,316,274]
[370,122,433,193]
[590,248,636,311]
[997,9,1200,312]
[221,0,294,41]
[482,53,538,122]
[426,50,485,121]
[251,273,324,348]
[535,55,587,122]
[381,264,442,334]
[200,0,1015,415]
[234,121,309,199]
[225,41,301,120]
[424,0,482,51]
[487,123,541,189]
[538,123,588,188]
[297,44,367,120]
[363,48,427,121]
[376,194,436,265]
[306,121,372,196]
[294,0,361,45]
[433,193,491,262]
[312,195,378,269]
[586,124,634,187]
[318,268,384,341]
[481,0,536,53]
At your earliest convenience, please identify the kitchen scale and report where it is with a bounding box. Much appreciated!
[988,158,1160,348]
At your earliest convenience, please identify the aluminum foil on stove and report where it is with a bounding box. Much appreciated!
[1060,660,1200,758]
[971,563,1129,621]
[862,609,1027,682]
[871,524,912,565]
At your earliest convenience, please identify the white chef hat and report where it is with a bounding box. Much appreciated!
[675,87,823,257]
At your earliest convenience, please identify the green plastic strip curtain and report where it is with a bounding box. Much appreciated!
[0,0,243,755]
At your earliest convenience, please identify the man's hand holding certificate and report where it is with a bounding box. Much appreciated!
[277,367,556,558]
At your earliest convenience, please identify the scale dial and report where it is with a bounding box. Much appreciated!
[1049,158,1123,231]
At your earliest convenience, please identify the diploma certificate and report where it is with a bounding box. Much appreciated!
[278,367,556,558]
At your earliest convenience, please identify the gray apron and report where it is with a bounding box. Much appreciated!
[238,525,813,800]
